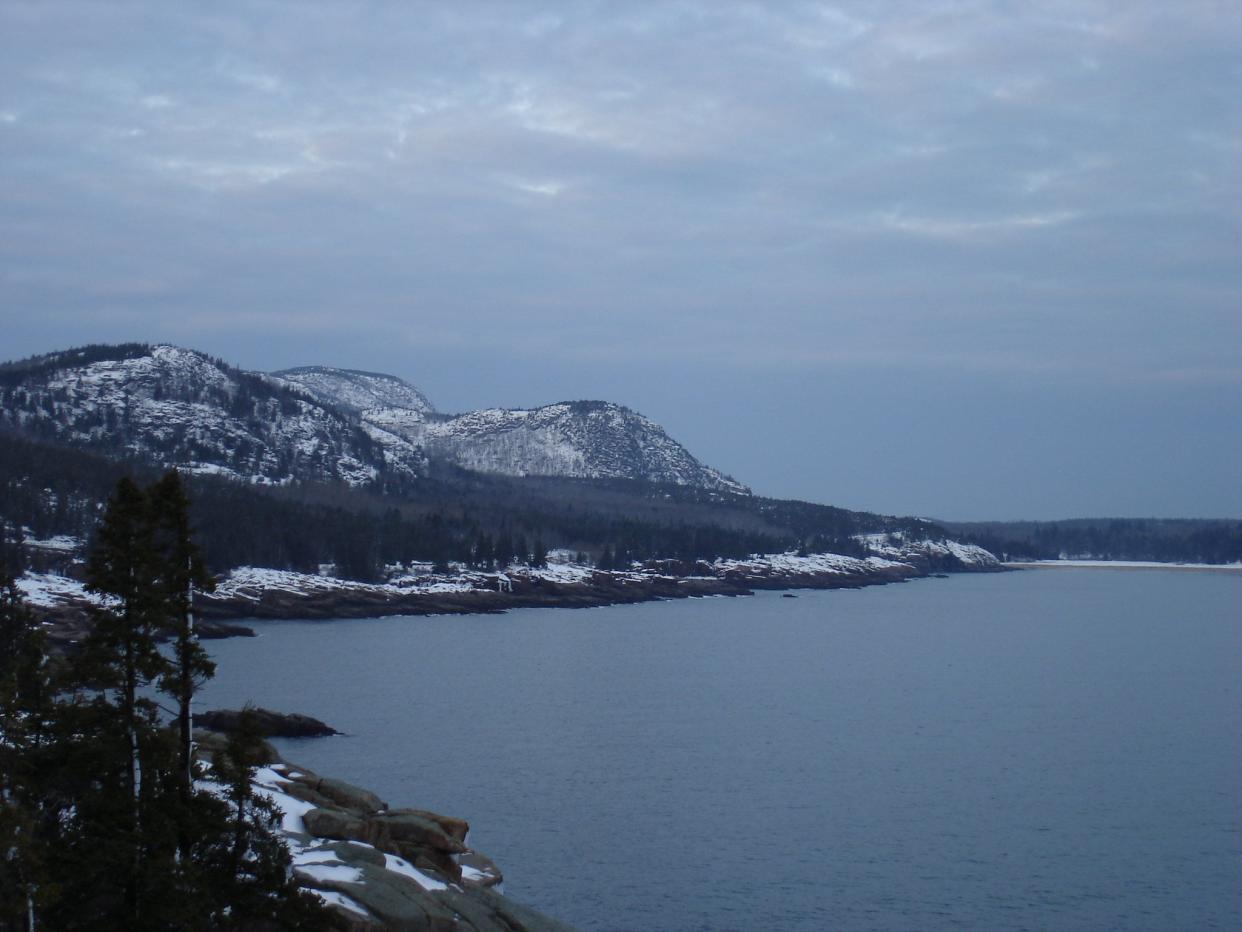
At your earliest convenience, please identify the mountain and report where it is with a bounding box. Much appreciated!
[0,344,426,485]
[421,402,747,493]
[0,344,747,494]
[272,365,748,494]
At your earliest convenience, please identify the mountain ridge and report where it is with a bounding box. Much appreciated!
[1,343,745,494]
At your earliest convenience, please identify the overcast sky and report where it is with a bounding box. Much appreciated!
[2,2,1239,519]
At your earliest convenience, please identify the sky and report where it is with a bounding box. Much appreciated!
[2,1,1240,520]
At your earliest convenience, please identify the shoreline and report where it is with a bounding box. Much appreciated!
[1006,560,1242,573]
[18,541,1003,643]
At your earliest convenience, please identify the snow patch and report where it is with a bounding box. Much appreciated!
[294,863,364,884]
[383,853,449,891]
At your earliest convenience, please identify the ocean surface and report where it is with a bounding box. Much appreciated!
[201,569,1242,930]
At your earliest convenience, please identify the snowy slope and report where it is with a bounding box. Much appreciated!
[272,366,434,417]
[0,345,425,485]
[420,401,750,493]
[269,364,749,494]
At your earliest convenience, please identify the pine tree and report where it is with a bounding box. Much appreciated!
[210,708,331,929]
[148,469,217,862]
[79,476,173,926]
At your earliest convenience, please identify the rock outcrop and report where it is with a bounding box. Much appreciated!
[197,707,341,738]
[194,730,572,931]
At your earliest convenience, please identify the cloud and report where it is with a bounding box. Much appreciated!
[1,1,1239,513]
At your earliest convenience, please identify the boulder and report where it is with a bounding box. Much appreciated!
[314,776,387,814]
[368,811,468,854]
[402,808,469,844]
[303,807,367,841]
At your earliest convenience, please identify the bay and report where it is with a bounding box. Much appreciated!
[201,569,1242,930]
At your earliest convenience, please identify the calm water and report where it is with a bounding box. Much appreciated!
[201,570,1242,930]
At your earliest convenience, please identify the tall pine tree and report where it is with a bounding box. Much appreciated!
[148,470,216,861]
[79,476,172,926]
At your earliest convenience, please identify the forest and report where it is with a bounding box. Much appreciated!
[946,517,1242,564]
[0,433,930,583]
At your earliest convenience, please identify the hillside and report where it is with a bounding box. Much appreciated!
[0,344,424,486]
[0,343,746,495]
[275,364,747,493]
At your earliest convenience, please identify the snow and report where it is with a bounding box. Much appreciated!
[858,536,1001,569]
[459,864,488,883]
[310,889,370,917]
[383,854,449,891]
[22,534,82,553]
[15,572,105,609]
[418,400,749,493]
[17,538,999,621]
[212,561,604,605]
[294,863,364,884]
[250,768,315,835]
[273,366,434,416]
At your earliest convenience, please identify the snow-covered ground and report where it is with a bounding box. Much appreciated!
[211,562,600,603]
[714,551,910,577]
[22,534,83,553]
[15,572,103,609]
[857,533,1000,569]
[13,537,1001,621]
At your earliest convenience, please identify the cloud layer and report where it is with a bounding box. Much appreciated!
[3,2,1239,517]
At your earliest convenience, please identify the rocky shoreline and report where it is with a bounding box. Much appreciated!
[18,540,1004,644]
[194,730,572,931]
[198,541,1003,624]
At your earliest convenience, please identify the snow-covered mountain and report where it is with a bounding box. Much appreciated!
[274,365,748,493]
[273,366,433,417]
[1,345,748,494]
[0,344,426,485]
[421,402,749,493]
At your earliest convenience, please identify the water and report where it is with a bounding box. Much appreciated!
[201,570,1242,930]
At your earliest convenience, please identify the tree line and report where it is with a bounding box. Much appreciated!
[1,436,801,582]
[947,517,1242,564]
